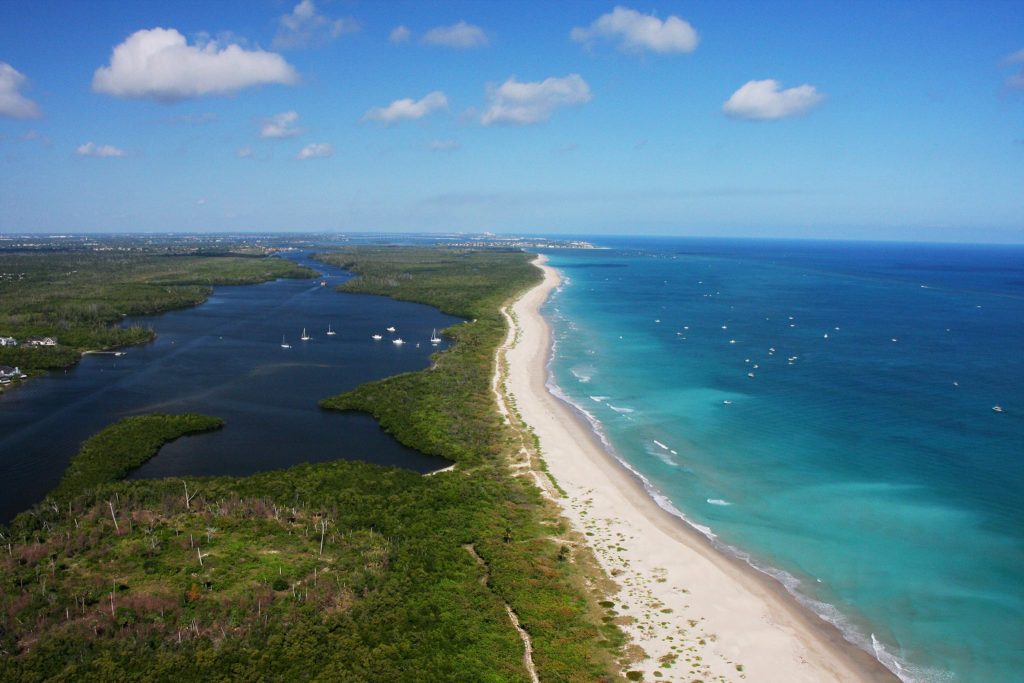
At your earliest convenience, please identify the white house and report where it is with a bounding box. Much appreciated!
[0,336,16,347]
[0,365,20,378]
[26,336,57,347]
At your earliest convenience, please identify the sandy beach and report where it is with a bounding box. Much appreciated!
[499,255,899,682]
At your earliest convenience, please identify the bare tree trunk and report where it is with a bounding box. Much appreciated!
[108,501,119,533]
[184,481,198,509]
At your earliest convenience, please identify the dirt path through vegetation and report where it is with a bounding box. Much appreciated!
[464,544,540,683]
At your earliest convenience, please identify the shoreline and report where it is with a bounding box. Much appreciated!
[502,254,899,682]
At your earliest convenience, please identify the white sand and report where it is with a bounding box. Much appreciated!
[499,255,898,682]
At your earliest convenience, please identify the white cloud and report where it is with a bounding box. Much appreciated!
[297,142,333,160]
[429,139,460,152]
[481,74,592,126]
[390,25,411,43]
[274,0,359,49]
[1004,48,1024,65]
[722,79,824,120]
[261,110,302,138]
[237,146,254,158]
[1003,48,1024,90]
[422,21,488,49]
[18,129,51,146]
[0,62,42,119]
[92,28,299,102]
[362,91,448,124]
[76,142,126,158]
[571,6,698,54]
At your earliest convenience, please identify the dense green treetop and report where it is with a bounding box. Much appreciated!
[51,414,224,502]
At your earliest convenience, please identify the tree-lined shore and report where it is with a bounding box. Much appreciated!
[0,246,624,681]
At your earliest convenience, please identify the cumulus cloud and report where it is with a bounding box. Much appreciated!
[429,139,460,152]
[722,79,824,120]
[422,21,488,48]
[571,6,698,54]
[296,142,333,159]
[0,62,42,119]
[92,28,299,102]
[237,146,254,158]
[362,91,448,124]
[274,0,359,49]
[76,142,126,158]
[261,110,302,138]
[390,25,411,43]
[481,74,592,126]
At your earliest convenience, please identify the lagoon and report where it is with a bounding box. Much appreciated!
[0,252,459,523]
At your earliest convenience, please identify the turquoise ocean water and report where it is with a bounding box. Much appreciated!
[540,238,1023,682]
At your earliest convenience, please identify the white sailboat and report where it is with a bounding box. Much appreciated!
[281,335,291,349]
[430,329,441,345]
[386,326,396,333]
[326,324,336,336]
[371,333,383,340]
[393,338,405,345]
[300,328,311,341]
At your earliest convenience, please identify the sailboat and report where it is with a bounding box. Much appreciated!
[326,324,336,336]
[430,329,441,345]
[281,335,291,349]
[300,328,311,341]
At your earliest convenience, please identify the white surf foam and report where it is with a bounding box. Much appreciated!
[570,365,593,383]
[646,446,678,468]
[539,274,919,683]
[706,498,732,506]
[608,404,634,414]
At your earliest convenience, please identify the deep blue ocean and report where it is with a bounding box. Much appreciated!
[540,237,1023,682]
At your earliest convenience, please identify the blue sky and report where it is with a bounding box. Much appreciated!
[1,1,1022,242]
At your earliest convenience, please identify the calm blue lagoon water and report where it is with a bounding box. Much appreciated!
[541,237,1023,682]
[0,252,459,523]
